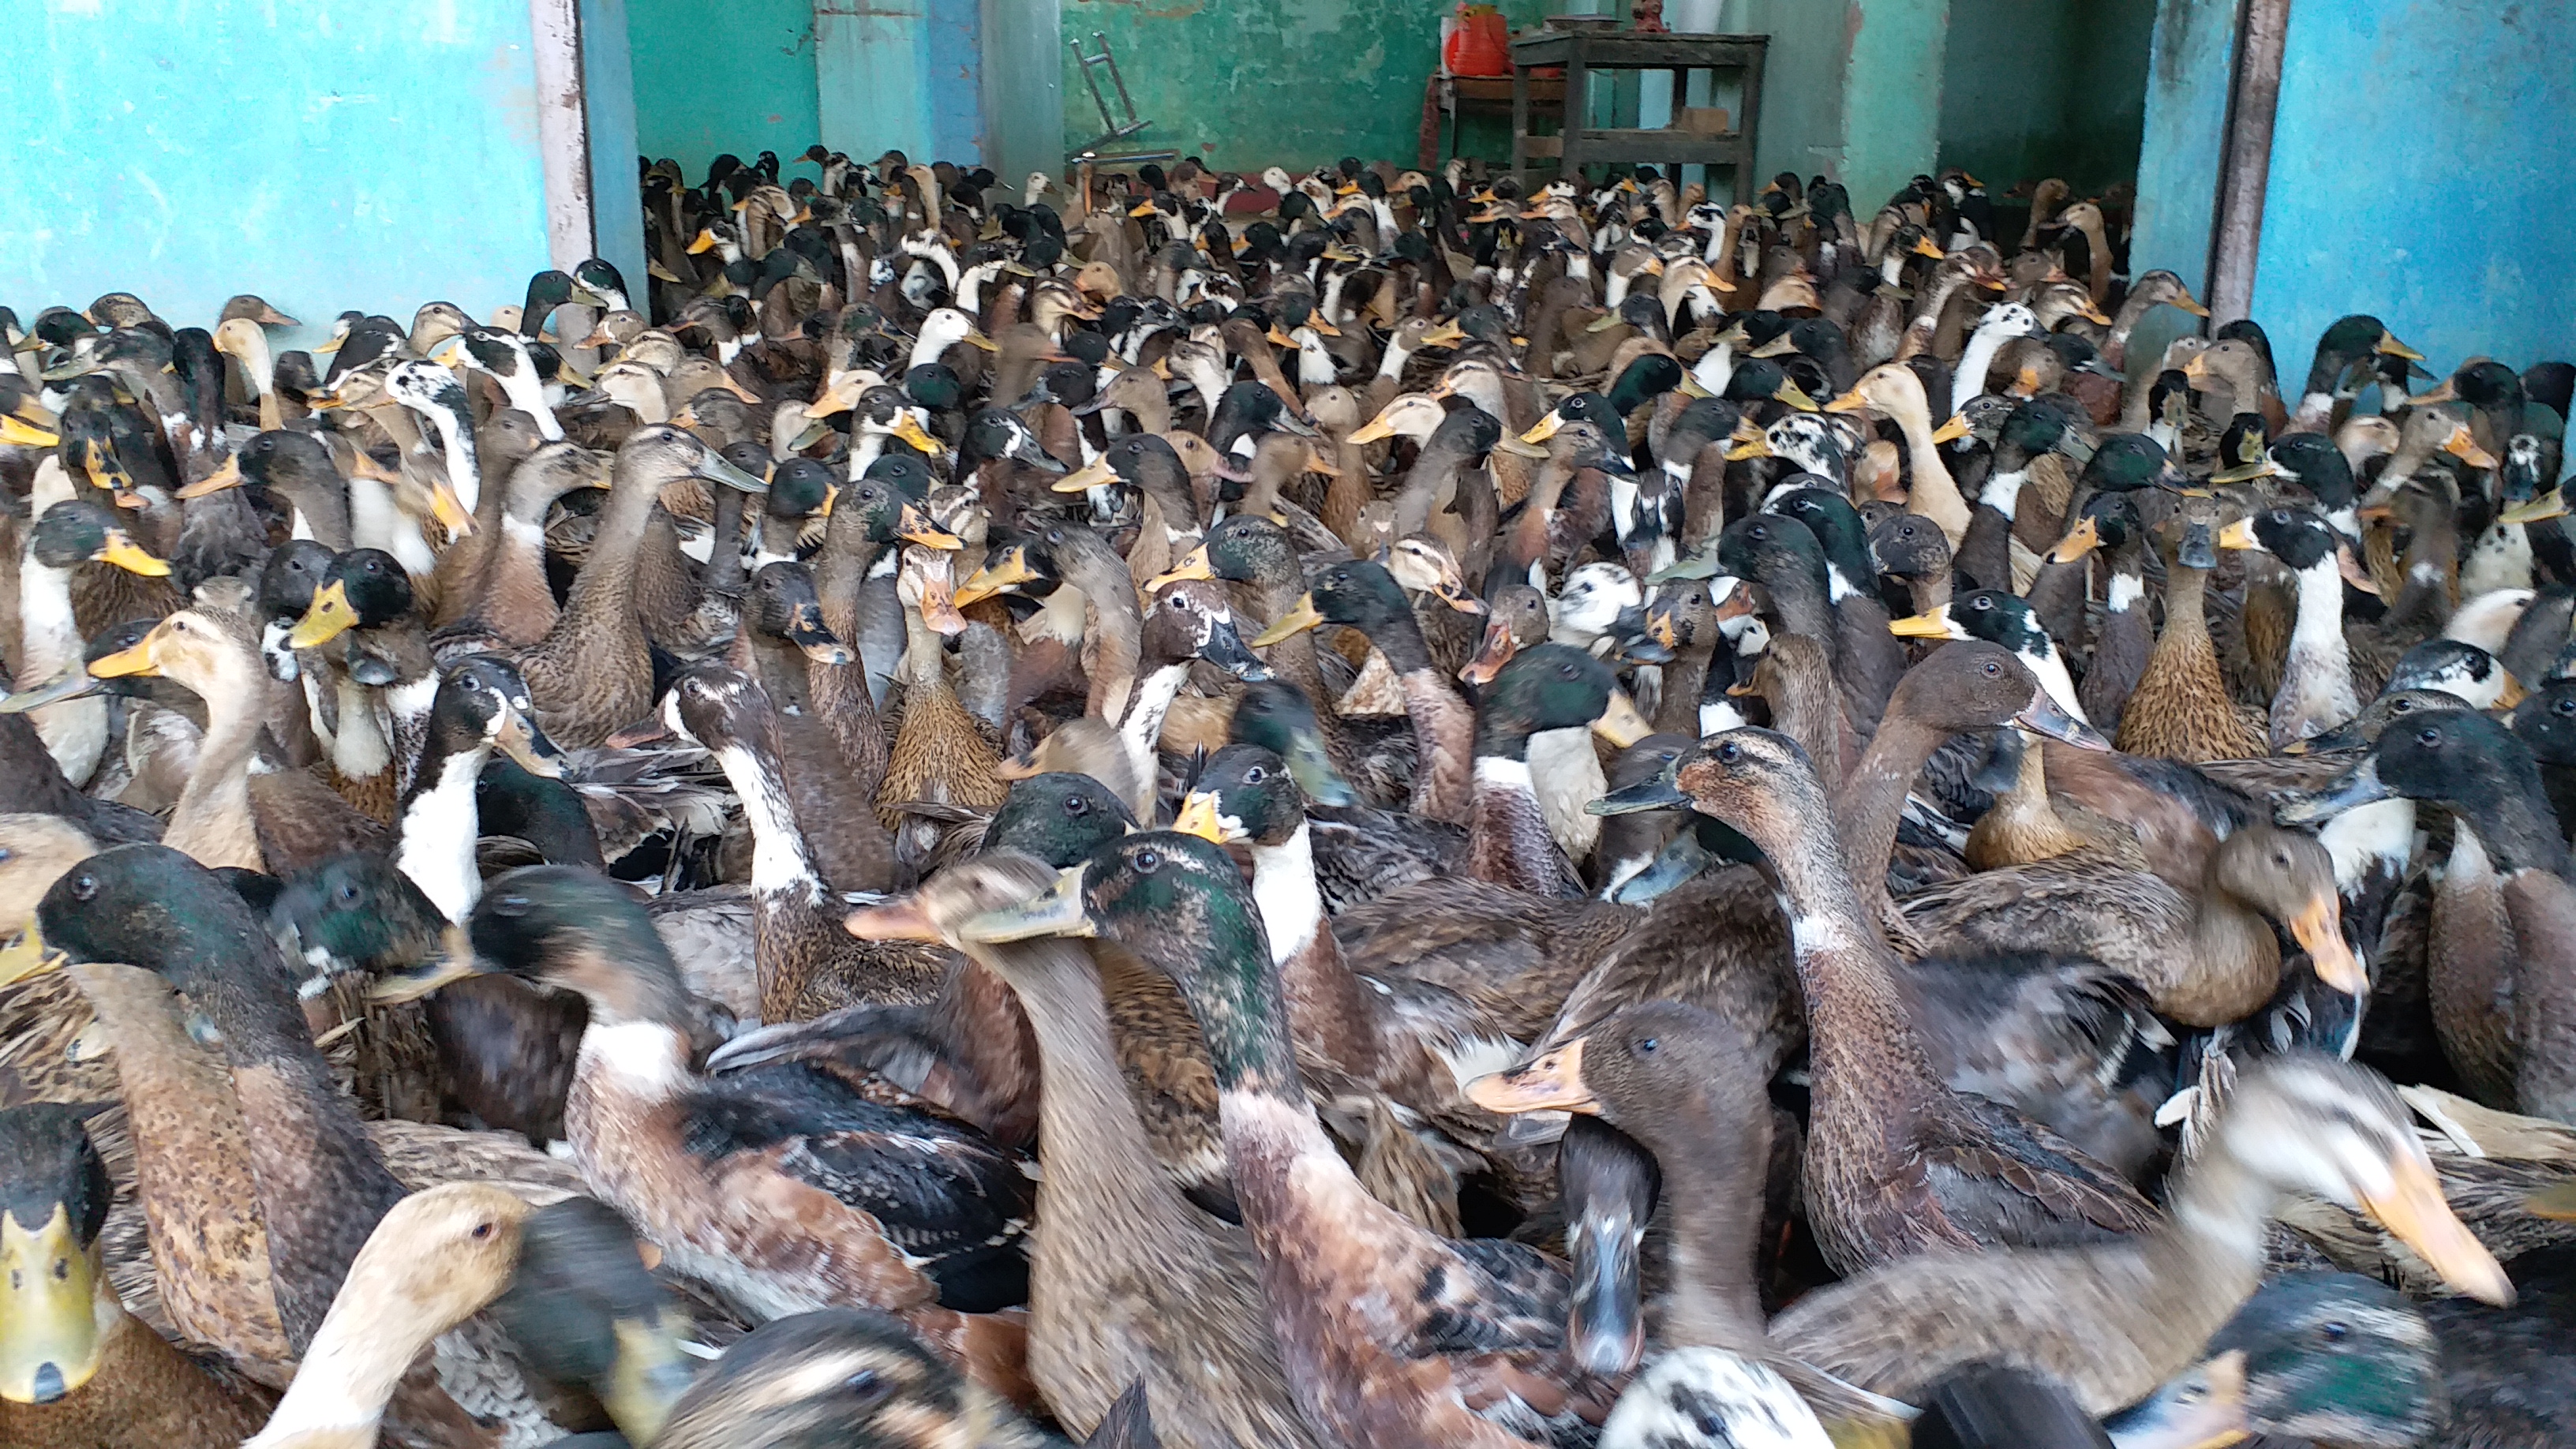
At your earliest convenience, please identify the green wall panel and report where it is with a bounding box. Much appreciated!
[629,0,822,177]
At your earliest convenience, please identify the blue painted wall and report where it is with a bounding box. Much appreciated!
[583,0,651,294]
[0,1,557,350]
[2252,0,2576,376]
[627,0,821,176]
[2127,0,2234,372]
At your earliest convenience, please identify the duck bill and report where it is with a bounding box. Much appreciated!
[803,376,864,418]
[2177,520,2220,571]
[2277,757,2391,825]
[2171,290,2211,317]
[369,927,485,1003]
[2290,894,2366,996]
[2016,687,2112,751]
[1347,416,1400,445]
[2106,1352,2249,1449]
[891,413,945,453]
[1519,412,1566,445]
[957,866,1096,943]
[95,530,171,578]
[2444,428,2499,471]
[1887,605,1956,639]
[2046,515,2101,564]
[1588,773,1690,817]
[174,453,246,500]
[1590,691,1653,749]
[289,580,360,650]
[2375,331,2423,361]
[1198,616,1274,681]
[2208,459,2281,485]
[1773,380,1821,412]
[916,564,967,635]
[785,608,856,666]
[494,706,566,780]
[86,626,169,680]
[1417,321,1468,348]
[2215,518,2260,551]
[1725,433,1773,461]
[893,504,961,551]
[845,895,942,942]
[1458,616,1519,687]
[1469,1039,1598,1115]
[598,1313,695,1447]
[2358,1155,2514,1305]
[2499,489,2569,526]
[1929,412,1972,444]
[2493,672,2531,709]
[1278,728,1358,808]
[1146,544,1217,593]
[952,545,1035,608]
[1820,384,1870,414]
[0,415,59,448]
[0,925,66,987]
[428,481,475,540]
[0,668,107,715]
[1565,1194,1647,1380]
[1432,575,1488,616]
[0,1207,101,1406]
[1249,593,1327,648]
[1614,828,1718,904]
[1170,792,1235,844]
[692,448,771,495]
[1050,455,1119,494]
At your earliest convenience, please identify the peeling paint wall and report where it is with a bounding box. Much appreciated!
[0,1,557,348]
[2252,0,2576,376]
[628,0,821,175]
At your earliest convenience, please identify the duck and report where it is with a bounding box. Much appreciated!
[2282,707,2576,1121]
[845,856,1320,1447]
[656,1309,1071,1449]
[1591,730,2156,1271]
[1765,1053,2511,1412]
[371,863,1036,1399]
[963,830,1611,1449]
[0,1100,275,1447]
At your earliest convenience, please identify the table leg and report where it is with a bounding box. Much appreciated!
[1511,68,1530,188]
[1563,49,1588,184]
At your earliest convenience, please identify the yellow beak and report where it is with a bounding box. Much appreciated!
[1147,545,1217,593]
[176,453,246,500]
[1591,691,1653,749]
[2376,331,2424,361]
[1776,380,1821,412]
[1249,593,1328,647]
[2217,518,2261,551]
[289,579,361,649]
[0,923,66,987]
[95,530,172,578]
[2047,515,2102,564]
[1521,412,1567,445]
[891,412,945,453]
[2444,426,2497,470]
[1050,455,1119,494]
[2289,894,2365,997]
[2356,1155,2514,1306]
[0,1204,103,1406]
[1888,606,1956,640]
[0,415,58,448]
[952,545,1038,608]
[1929,413,1972,444]
[1169,792,1234,844]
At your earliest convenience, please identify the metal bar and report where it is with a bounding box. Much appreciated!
[1072,36,1119,134]
[1096,32,1140,122]
[2208,0,2290,325]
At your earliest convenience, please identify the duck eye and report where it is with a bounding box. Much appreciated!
[845,1369,888,1402]
[1062,795,1088,815]
[471,1222,492,1240]
[70,874,97,902]
[1716,740,1742,764]
[1133,848,1161,874]
[1243,765,1267,784]
[1634,1036,1659,1055]
[1971,595,1993,609]
[338,882,360,904]
[2321,1320,2350,1342]
[2392,698,2413,711]
[1559,663,1580,680]
[2417,727,2443,747]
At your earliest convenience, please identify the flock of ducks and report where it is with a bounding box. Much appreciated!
[0,140,2572,1449]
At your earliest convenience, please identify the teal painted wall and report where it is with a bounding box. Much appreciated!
[628,0,821,176]
[0,1,556,350]
[2251,0,2576,377]
[1058,0,1555,171]
[1936,0,2152,196]
[1838,0,1949,214]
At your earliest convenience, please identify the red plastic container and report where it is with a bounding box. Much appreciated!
[1445,4,1511,76]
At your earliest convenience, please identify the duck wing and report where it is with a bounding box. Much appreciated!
[685,1061,1035,1310]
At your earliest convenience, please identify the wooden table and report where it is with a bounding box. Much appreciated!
[1426,74,1566,168]
[1509,29,1766,194]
